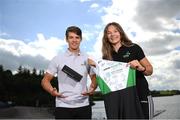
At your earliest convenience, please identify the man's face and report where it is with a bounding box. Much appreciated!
[66,32,81,51]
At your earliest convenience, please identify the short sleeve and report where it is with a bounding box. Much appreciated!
[134,44,145,61]
[46,56,58,76]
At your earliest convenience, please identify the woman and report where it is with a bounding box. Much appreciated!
[90,22,153,119]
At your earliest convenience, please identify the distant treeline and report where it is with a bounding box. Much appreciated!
[151,90,180,97]
[92,90,180,101]
[0,65,180,106]
[0,65,57,107]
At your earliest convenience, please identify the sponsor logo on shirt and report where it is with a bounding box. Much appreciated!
[123,51,131,58]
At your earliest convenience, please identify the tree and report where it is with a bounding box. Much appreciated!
[0,65,3,72]
[18,65,23,74]
[32,68,37,75]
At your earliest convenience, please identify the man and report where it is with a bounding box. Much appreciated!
[41,26,97,119]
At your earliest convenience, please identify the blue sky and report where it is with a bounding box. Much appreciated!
[0,0,180,90]
[1,0,108,40]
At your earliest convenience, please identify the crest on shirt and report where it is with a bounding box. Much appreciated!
[123,51,131,58]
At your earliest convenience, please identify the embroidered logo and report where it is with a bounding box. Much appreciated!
[123,51,131,58]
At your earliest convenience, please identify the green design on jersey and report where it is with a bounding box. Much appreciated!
[96,76,111,94]
[96,68,136,94]
[127,68,136,87]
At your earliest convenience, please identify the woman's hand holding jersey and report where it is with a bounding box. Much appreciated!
[128,58,153,76]
[128,60,145,72]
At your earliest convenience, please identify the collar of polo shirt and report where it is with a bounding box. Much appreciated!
[66,49,81,56]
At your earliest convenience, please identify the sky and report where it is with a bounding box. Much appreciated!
[0,0,180,90]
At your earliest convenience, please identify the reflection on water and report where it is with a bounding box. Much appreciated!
[92,95,180,119]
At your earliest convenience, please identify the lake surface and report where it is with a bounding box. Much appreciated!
[92,95,180,119]
[0,95,179,119]
[153,95,180,119]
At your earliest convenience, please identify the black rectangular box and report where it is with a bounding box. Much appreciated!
[62,65,83,82]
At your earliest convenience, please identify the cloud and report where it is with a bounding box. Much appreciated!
[0,32,9,37]
[0,33,66,71]
[134,0,180,32]
[101,0,137,25]
[82,30,95,41]
[148,51,180,90]
[0,48,49,72]
[140,32,180,56]
[79,0,91,3]
[28,33,66,59]
[90,3,99,9]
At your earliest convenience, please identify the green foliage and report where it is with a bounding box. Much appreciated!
[0,65,57,107]
[151,90,180,97]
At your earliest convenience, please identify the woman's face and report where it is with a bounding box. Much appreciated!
[107,25,121,45]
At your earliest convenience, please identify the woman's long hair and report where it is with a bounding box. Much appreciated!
[102,22,133,60]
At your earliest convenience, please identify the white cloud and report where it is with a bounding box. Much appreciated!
[80,0,91,3]
[82,31,94,41]
[90,3,99,9]
[149,51,180,90]
[87,34,102,60]
[0,32,9,37]
[101,0,137,25]
[28,33,66,59]
[0,33,66,71]
[0,33,66,60]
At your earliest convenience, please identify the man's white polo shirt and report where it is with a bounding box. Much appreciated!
[46,50,94,108]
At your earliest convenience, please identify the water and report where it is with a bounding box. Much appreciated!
[153,95,180,119]
[92,95,180,119]
[92,101,106,119]
[0,95,179,119]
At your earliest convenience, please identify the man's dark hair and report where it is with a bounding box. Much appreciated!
[65,26,82,39]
